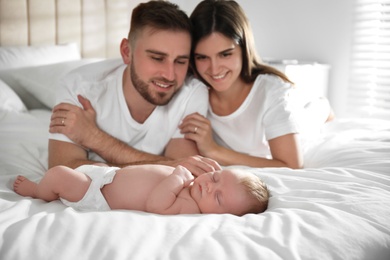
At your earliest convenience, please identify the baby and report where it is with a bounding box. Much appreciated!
[13,164,269,216]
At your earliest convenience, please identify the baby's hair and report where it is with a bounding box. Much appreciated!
[240,174,270,215]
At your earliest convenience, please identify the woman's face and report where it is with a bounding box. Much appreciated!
[194,32,243,92]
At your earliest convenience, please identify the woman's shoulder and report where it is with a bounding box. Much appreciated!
[254,73,288,86]
[253,74,291,93]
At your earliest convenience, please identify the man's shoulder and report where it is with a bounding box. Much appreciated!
[57,59,125,103]
[65,58,124,82]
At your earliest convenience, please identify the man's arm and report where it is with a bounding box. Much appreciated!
[49,95,169,167]
[78,127,169,165]
[50,96,221,172]
[49,131,168,170]
[50,123,221,173]
[48,140,95,169]
[145,166,196,215]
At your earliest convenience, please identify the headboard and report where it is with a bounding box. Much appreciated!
[0,0,138,58]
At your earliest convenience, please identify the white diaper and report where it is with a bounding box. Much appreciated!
[60,164,119,211]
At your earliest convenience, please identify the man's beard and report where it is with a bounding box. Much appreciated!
[130,59,178,106]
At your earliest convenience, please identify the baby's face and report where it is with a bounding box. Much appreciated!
[190,169,252,215]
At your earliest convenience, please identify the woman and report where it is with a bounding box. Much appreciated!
[179,0,332,169]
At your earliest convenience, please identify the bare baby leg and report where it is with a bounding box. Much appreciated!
[13,165,92,202]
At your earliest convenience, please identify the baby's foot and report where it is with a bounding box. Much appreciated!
[13,175,37,198]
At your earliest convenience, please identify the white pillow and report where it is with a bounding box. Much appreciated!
[0,69,45,110]
[8,59,102,109]
[0,43,81,70]
[0,79,27,112]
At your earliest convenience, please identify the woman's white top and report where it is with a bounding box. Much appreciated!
[208,74,301,159]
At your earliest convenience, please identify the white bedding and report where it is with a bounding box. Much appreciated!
[0,107,389,260]
[1,2,389,257]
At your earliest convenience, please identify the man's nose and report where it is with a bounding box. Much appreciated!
[161,62,175,81]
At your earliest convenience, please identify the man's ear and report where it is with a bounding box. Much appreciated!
[120,38,131,64]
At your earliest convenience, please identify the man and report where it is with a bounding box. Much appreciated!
[48,1,220,175]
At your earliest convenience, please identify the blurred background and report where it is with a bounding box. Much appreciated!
[2,0,386,120]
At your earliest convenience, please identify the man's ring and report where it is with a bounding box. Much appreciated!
[61,118,65,126]
[194,127,198,134]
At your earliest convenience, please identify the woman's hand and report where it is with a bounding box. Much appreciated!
[179,113,219,158]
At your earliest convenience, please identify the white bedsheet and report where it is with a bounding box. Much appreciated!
[0,109,389,260]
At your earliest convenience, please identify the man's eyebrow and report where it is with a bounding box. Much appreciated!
[146,49,190,59]
[146,49,166,56]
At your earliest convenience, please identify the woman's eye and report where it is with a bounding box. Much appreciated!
[195,55,206,60]
[221,52,232,58]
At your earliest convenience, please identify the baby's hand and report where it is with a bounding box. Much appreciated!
[173,165,194,187]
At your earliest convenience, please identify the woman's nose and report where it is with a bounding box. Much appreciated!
[210,59,220,74]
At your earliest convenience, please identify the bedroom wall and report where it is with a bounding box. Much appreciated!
[0,0,354,117]
[171,0,355,118]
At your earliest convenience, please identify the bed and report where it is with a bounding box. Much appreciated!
[1,1,390,259]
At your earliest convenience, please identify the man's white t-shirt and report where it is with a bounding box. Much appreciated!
[49,59,208,162]
[208,74,300,159]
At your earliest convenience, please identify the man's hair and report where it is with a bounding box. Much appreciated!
[240,174,270,215]
[128,0,191,47]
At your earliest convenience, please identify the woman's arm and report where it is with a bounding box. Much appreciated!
[180,113,303,169]
[200,133,303,168]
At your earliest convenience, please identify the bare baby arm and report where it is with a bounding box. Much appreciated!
[145,166,199,215]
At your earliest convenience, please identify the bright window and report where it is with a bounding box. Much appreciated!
[347,0,390,119]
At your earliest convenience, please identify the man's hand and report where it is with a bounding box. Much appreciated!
[170,155,222,177]
[49,95,99,148]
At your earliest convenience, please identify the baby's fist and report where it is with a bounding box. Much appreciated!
[173,165,194,187]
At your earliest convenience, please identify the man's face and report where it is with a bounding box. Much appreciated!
[129,27,191,105]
